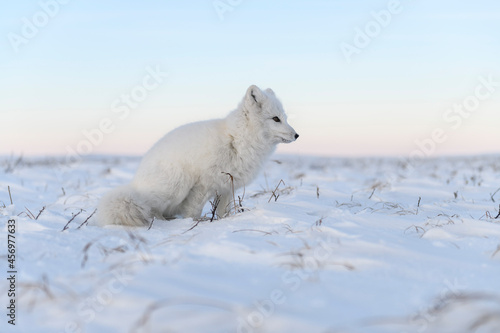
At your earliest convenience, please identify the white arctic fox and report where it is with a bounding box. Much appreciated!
[97,85,298,226]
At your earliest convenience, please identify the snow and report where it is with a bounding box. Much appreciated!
[1,154,500,333]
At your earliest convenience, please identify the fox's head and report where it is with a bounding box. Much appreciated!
[243,85,299,144]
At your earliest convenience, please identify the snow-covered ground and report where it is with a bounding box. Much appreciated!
[1,154,500,333]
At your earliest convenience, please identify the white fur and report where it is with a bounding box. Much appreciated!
[97,85,298,226]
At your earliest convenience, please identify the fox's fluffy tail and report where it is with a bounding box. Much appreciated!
[97,185,151,227]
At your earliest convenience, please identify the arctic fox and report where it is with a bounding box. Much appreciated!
[97,85,298,226]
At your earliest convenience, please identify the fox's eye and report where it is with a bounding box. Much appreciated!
[272,116,281,123]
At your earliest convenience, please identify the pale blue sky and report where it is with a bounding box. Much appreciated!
[1,0,499,157]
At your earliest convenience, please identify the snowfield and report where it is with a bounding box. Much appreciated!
[1,154,500,333]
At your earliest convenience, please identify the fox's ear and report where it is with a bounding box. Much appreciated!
[265,88,275,97]
[245,85,265,110]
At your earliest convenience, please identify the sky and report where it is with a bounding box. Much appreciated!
[1,0,499,158]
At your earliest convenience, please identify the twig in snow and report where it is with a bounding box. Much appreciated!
[81,241,93,268]
[77,208,97,229]
[147,216,155,230]
[182,220,203,234]
[237,184,246,212]
[24,206,36,219]
[209,193,221,222]
[8,186,13,205]
[62,209,83,231]
[40,274,55,299]
[35,206,46,220]
[491,245,500,258]
[495,204,500,219]
[481,211,493,220]
[490,187,500,202]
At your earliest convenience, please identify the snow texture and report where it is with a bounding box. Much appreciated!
[1,154,500,333]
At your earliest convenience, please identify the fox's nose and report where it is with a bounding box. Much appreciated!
[294,133,299,140]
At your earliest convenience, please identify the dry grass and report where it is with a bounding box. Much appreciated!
[130,297,236,333]
[491,245,500,259]
[370,201,416,216]
[4,154,24,173]
[365,292,500,332]
[415,293,500,332]
[81,231,152,268]
[268,179,286,202]
[277,238,354,272]
[232,228,276,235]
[250,178,294,202]
[221,172,238,215]
[209,192,221,222]
[404,225,426,235]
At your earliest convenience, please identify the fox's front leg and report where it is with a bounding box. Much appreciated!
[178,185,210,219]
[216,192,233,218]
